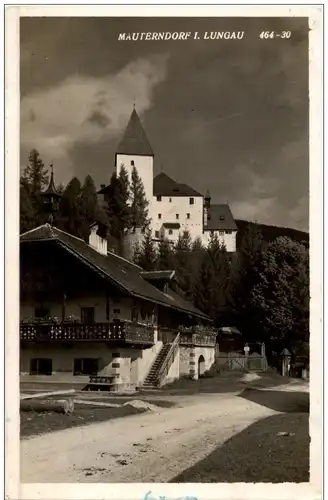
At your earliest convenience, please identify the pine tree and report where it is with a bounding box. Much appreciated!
[57,177,82,237]
[134,229,157,270]
[78,175,98,241]
[20,149,49,231]
[21,149,49,194]
[174,232,193,298]
[156,237,175,270]
[118,165,130,205]
[229,222,264,339]
[107,171,131,239]
[192,251,213,315]
[130,166,149,230]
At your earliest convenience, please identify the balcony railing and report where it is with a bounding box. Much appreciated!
[179,326,217,347]
[20,322,155,345]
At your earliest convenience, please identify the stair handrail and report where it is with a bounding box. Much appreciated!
[157,332,181,385]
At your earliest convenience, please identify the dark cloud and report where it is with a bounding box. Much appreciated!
[20,16,309,231]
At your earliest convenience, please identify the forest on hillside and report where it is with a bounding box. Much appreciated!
[20,149,310,360]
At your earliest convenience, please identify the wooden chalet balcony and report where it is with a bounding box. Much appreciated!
[20,322,155,345]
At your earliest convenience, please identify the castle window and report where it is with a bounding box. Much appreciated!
[169,198,172,203]
[168,229,173,235]
[189,197,194,205]
[155,231,160,238]
[219,231,224,236]
[226,230,232,234]
[186,213,190,219]
[157,196,162,202]
[183,231,189,239]
[176,214,179,220]
[130,160,135,166]
[158,213,162,220]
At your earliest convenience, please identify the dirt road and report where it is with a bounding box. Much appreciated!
[21,391,279,483]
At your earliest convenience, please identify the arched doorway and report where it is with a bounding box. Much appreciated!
[198,355,205,378]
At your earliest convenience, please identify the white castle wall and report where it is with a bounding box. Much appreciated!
[151,195,204,243]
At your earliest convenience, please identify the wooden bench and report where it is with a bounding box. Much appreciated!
[87,375,116,391]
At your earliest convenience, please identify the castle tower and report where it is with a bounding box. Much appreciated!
[115,108,154,211]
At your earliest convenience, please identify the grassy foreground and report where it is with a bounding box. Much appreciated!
[20,405,147,439]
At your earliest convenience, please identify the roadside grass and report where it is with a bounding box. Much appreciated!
[20,405,147,439]
[171,412,309,483]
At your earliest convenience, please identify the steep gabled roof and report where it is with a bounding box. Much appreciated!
[153,172,203,197]
[116,109,154,157]
[204,204,238,231]
[20,224,210,321]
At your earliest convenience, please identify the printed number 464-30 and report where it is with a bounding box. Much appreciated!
[259,31,291,39]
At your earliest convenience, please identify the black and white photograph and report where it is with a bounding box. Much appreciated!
[4,5,323,500]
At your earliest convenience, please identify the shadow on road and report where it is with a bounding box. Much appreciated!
[140,372,296,396]
[238,389,309,413]
[171,413,309,483]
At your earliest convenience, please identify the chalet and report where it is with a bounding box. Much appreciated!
[20,222,217,391]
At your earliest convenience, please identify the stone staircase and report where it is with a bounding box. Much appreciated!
[142,343,172,389]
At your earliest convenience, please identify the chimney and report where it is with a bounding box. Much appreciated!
[89,222,108,256]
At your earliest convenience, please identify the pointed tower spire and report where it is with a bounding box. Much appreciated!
[43,163,59,196]
[116,108,154,157]
[41,164,61,223]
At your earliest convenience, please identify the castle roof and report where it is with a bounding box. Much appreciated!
[116,109,154,157]
[153,172,203,197]
[204,204,238,231]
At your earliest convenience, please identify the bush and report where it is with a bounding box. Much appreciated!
[203,362,221,378]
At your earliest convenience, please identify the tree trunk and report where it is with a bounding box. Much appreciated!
[20,398,74,414]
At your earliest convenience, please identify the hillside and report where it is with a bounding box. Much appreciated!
[235,219,309,249]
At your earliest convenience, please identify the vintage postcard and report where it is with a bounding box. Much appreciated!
[5,5,323,500]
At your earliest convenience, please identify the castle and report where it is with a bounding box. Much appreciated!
[98,108,237,253]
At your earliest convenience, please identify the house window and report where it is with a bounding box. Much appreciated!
[176,214,179,220]
[158,213,162,220]
[35,306,49,318]
[30,358,52,376]
[186,213,190,219]
[219,230,225,236]
[155,230,160,238]
[113,308,121,314]
[157,196,162,202]
[183,231,189,238]
[226,230,232,234]
[219,215,225,221]
[130,160,135,166]
[189,197,194,205]
[74,358,98,376]
[81,307,95,324]
[169,229,173,235]
[169,198,172,203]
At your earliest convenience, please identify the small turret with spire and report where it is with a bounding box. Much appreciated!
[40,164,61,223]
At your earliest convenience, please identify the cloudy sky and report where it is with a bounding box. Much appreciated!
[20,17,309,231]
